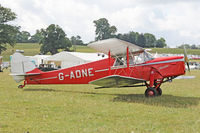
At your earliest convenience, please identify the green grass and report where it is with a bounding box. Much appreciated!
[73,45,96,53]
[0,69,200,132]
[150,48,200,55]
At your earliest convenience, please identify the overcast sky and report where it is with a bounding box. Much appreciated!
[1,0,200,47]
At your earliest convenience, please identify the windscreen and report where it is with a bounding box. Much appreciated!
[133,51,154,65]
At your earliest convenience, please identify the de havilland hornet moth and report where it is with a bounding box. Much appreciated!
[10,38,189,97]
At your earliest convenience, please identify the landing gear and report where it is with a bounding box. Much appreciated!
[18,85,24,89]
[144,87,162,97]
[144,78,163,97]
[156,87,162,96]
[145,88,157,97]
[144,69,164,97]
[18,81,27,89]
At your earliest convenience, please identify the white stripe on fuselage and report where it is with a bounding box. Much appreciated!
[95,68,109,72]
[135,58,184,67]
[35,76,57,81]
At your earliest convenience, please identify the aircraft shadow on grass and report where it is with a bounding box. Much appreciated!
[112,94,200,108]
[24,88,200,108]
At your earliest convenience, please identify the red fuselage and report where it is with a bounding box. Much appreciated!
[25,56,185,85]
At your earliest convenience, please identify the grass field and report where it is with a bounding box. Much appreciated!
[1,43,200,62]
[0,69,200,132]
[150,48,200,55]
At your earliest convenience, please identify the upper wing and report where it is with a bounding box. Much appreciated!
[88,38,144,56]
[89,75,145,87]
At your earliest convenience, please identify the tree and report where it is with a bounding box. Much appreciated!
[93,18,117,41]
[116,33,130,42]
[0,5,18,54]
[29,29,43,43]
[92,18,168,48]
[128,31,138,44]
[40,24,72,55]
[136,34,146,47]
[117,31,167,48]
[177,44,198,49]
[16,31,31,43]
[116,31,138,44]
[155,37,167,48]
[190,44,198,49]
[144,33,156,47]
[70,35,84,45]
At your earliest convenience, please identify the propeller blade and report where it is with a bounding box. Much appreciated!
[183,46,190,71]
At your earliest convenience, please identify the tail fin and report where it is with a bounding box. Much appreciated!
[10,52,39,82]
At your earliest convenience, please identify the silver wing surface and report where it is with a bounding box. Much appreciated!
[89,75,145,87]
[88,38,144,56]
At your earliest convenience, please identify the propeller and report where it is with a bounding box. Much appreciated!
[183,46,190,71]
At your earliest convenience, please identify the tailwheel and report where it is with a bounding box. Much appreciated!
[18,85,24,89]
[156,87,162,96]
[18,81,26,89]
[145,88,157,97]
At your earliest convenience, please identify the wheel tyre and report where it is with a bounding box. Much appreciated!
[145,88,157,97]
[18,85,23,89]
[157,88,162,96]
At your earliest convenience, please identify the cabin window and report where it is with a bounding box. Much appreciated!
[113,51,154,67]
[114,57,126,66]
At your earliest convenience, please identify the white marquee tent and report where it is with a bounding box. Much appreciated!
[28,55,51,67]
[43,51,107,68]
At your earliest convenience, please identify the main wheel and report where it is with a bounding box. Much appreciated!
[145,88,157,97]
[156,87,162,96]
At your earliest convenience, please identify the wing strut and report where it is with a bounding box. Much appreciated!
[108,50,111,75]
[127,46,129,73]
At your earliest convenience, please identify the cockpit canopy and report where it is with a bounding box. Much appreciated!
[113,51,154,67]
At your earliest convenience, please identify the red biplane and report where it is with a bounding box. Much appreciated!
[10,38,189,97]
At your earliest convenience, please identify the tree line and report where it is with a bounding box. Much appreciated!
[93,18,167,48]
[16,17,167,55]
[177,44,200,49]
[16,28,84,45]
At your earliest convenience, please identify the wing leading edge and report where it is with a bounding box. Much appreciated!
[89,75,145,87]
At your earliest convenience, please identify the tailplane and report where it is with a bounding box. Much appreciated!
[10,52,41,82]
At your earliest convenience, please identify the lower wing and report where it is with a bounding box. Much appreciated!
[89,75,145,87]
